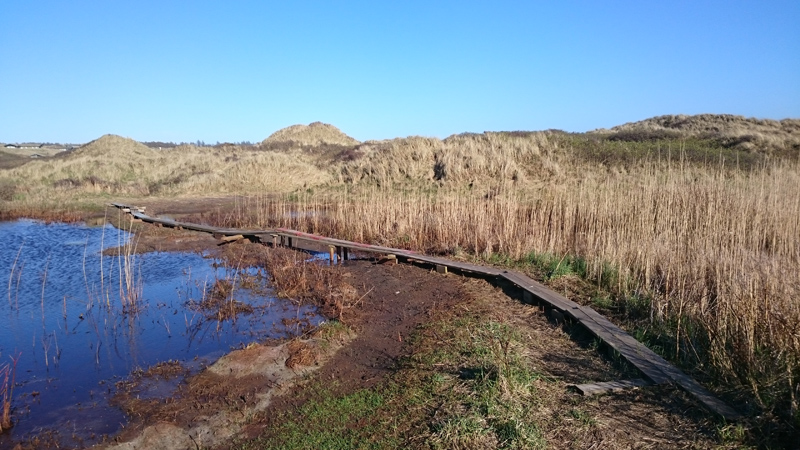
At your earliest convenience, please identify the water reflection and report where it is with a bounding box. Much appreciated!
[0,219,321,445]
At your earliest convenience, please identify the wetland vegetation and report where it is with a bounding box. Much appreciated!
[0,219,322,447]
[1,114,799,448]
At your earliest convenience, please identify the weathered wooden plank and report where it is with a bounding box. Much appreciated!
[568,307,671,385]
[580,307,742,420]
[571,378,652,396]
[500,271,580,311]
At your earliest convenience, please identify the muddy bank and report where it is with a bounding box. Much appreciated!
[94,257,463,450]
[102,331,352,450]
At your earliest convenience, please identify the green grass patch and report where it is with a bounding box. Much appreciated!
[523,251,587,280]
[237,386,396,450]
[237,309,552,449]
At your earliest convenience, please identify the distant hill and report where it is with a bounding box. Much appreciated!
[592,114,800,154]
[72,134,158,159]
[262,122,360,148]
[604,114,799,135]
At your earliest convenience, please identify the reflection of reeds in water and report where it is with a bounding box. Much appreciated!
[0,353,20,433]
[6,241,24,311]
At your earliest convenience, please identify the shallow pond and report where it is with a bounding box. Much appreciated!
[0,219,322,446]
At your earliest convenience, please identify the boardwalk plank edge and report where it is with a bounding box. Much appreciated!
[110,202,740,420]
[570,378,653,396]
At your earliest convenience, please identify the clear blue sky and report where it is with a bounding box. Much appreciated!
[1,1,798,143]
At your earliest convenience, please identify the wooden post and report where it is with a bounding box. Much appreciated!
[336,246,345,264]
[329,245,336,265]
[271,234,278,247]
[436,264,448,274]
[523,290,533,305]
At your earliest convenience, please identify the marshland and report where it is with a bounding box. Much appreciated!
[1,114,800,448]
[0,217,324,447]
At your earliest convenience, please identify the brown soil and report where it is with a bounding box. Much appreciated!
[266,260,466,399]
[237,264,723,449]
[94,258,465,449]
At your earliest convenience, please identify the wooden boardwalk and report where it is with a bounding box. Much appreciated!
[110,203,740,421]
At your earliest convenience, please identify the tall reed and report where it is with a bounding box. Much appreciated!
[228,160,800,421]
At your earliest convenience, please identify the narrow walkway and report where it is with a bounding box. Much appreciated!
[111,202,740,421]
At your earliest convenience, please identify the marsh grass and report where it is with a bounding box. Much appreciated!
[223,160,800,425]
[247,245,359,321]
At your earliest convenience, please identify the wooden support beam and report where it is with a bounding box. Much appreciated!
[329,245,336,265]
[336,246,345,264]
[522,290,534,305]
[378,254,397,265]
[436,264,448,274]
[217,234,245,246]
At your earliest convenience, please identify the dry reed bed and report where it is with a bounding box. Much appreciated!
[223,162,800,422]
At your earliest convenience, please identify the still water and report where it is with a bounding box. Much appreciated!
[0,219,321,445]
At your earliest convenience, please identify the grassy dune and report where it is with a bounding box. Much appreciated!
[2,114,800,429]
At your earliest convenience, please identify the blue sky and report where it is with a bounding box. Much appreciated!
[1,1,798,143]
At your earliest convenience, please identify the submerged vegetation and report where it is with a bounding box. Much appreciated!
[0,355,19,432]
[2,114,800,438]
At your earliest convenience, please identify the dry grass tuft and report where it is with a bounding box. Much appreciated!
[251,246,358,321]
[285,340,318,369]
[189,278,255,321]
[0,354,20,432]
